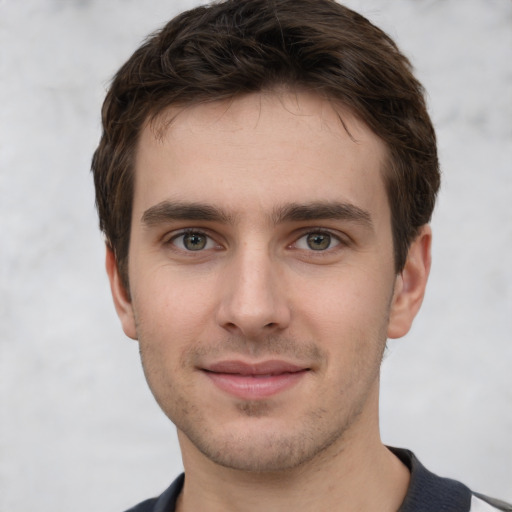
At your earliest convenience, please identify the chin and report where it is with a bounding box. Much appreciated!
[181,412,351,474]
[198,437,319,473]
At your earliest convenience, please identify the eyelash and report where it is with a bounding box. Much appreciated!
[166,229,219,252]
[291,229,345,252]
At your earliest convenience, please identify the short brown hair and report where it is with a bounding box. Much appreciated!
[92,0,439,290]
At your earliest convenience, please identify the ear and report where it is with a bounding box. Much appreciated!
[105,245,137,340]
[387,225,432,339]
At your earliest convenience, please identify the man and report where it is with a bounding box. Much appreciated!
[91,0,511,510]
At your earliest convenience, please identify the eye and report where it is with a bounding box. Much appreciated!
[171,231,216,251]
[294,231,341,251]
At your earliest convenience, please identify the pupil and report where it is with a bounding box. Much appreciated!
[184,233,206,250]
[307,233,330,250]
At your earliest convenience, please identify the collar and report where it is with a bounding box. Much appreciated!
[148,447,473,512]
[390,447,472,512]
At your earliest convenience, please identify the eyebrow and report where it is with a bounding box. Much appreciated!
[141,200,373,229]
[142,201,235,226]
[272,202,373,229]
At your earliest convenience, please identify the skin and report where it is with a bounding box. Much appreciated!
[107,91,431,511]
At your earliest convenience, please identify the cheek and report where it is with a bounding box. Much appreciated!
[132,267,217,334]
[292,268,393,363]
[296,268,392,324]
[133,282,202,394]
[131,284,217,395]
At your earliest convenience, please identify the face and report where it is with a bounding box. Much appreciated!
[108,91,430,473]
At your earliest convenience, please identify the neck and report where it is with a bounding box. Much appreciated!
[176,401,410,512]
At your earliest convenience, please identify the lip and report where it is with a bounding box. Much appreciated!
[201,360,310,400]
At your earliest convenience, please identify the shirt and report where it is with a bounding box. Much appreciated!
[124,447,512,512]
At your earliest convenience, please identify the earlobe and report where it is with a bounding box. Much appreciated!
[387,225,432,339]
[105,245,138,340]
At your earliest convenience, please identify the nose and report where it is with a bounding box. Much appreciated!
[216,247,291,338]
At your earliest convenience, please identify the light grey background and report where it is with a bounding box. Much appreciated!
[1,0,511,510]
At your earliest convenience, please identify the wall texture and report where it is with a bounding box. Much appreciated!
[1,0,511,510]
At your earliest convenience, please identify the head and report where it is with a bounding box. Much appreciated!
[93,0,438,474]
[92,0,439,294]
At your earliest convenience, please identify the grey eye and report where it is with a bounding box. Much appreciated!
[306,233,331,250]
[182,232,208,251]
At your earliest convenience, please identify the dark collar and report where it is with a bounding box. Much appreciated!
[390,447,472,512]
[135,448,473,512]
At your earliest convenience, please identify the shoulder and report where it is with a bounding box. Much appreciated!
[123,498,158,512]
[389,447,511,512]
[472,493,512,511]
[122,474,185,512]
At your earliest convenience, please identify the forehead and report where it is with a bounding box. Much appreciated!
[133,91,390,224]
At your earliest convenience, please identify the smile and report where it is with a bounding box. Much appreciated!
[201,360,310,400]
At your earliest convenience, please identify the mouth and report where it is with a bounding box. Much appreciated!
[201,360,310,400]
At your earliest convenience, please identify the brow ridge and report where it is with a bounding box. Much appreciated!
[272,201,373,227]
[141,200,372,229]
[141,201,235,226]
